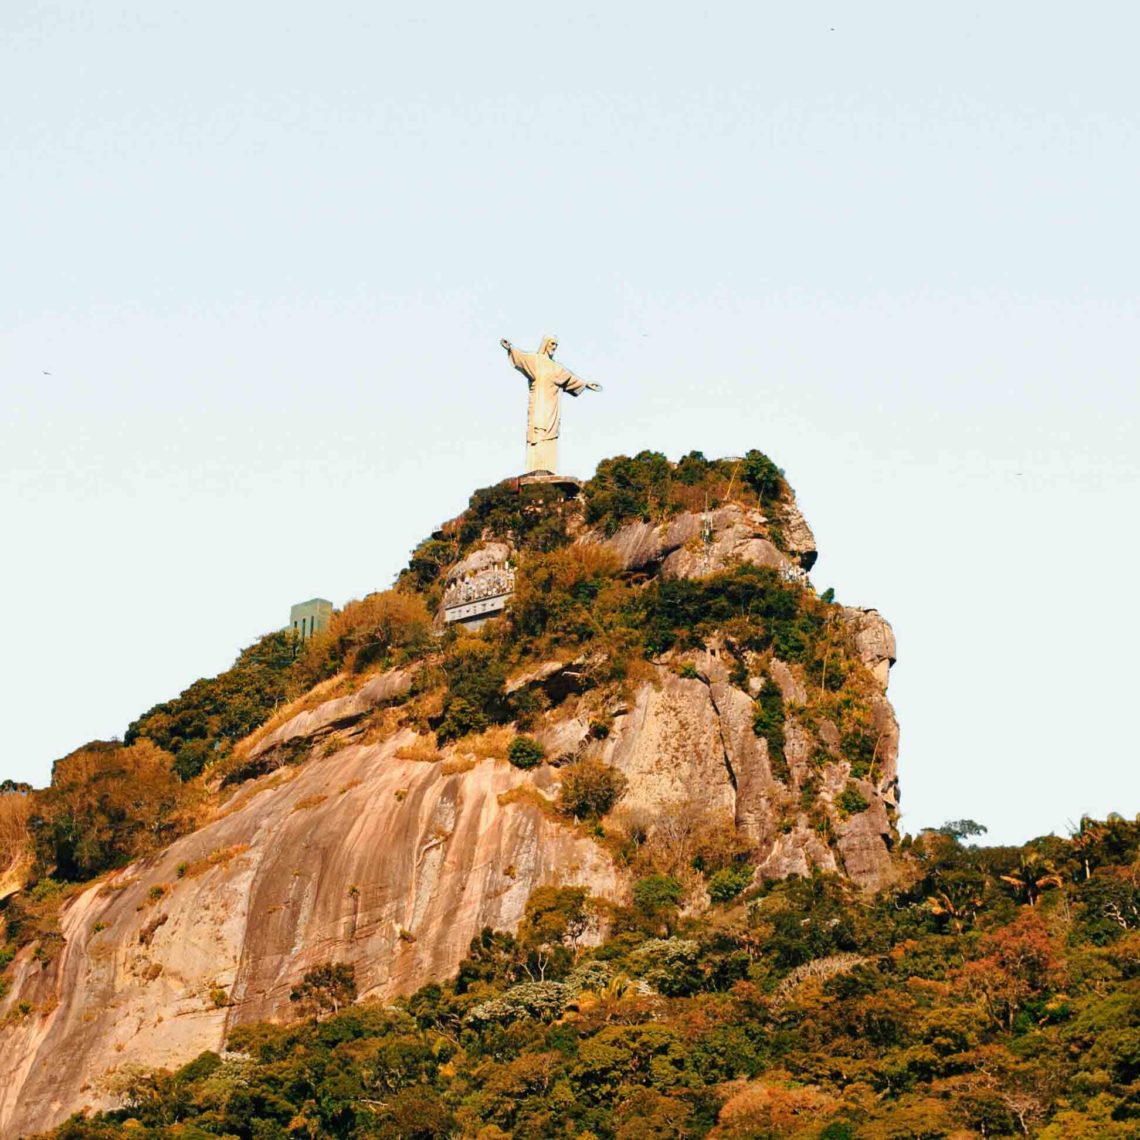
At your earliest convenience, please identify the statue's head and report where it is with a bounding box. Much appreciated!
[539,335,558,357]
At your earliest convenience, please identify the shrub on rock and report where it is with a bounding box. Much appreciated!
[558,759,627,820]
[508,735,546,769]
[708,863,754,903]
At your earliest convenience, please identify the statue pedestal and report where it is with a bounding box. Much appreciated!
[516,472,583,497]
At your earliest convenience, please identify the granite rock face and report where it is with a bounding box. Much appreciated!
[0,729,620,1136]
[779,497,818,571]
[595,635,898,890]
[245,667,417,766]
[599,503,811,581]
[607,670,739,820]
[579,490,896,892]
[0,856,29,904]
[445,542,512,586]
[843,607,897,689]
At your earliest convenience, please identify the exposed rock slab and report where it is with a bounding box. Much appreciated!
[246,667,416,762]
[778,498,818,571]
[765,658,807,705]
[598,505,802,581]
[445,542,513,585]
[836,785,896,886]
[605,672,736,820]
[0,734,619,1136]
[842,607,897,690]
[756,826,839,880]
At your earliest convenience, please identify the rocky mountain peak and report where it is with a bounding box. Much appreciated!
[0,448,901,1135]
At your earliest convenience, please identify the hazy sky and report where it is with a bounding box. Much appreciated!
[2,3,1137,845]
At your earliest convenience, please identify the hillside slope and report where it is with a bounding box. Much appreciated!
[0,449,904,1135]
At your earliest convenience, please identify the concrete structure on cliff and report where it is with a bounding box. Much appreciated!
[443,543,515,629]
[289,597,332,642]
[501,335,602,475]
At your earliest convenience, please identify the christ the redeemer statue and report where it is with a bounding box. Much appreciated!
[500,335,602,475]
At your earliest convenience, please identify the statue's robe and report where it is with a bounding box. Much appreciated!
[507,338,588,473]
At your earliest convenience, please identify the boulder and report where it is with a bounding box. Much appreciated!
[841,607,897,690]
[600,505,795,581]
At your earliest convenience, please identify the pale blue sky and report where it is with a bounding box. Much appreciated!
[2,3,1137,845]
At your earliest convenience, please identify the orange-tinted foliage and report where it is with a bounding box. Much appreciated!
[0,792,31,871]
[30,739,192,879]
[710,1079,841,1139]
[294,590,431,686]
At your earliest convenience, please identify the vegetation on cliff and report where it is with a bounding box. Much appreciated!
[584,449,788,537]
[125,631,298,781]
[35,816,1140,1139]
[0,449,882,985]
[28,739,193,882]
[23,447,801,800]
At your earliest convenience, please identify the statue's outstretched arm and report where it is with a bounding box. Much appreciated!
[502,339,536,380]
[559,371,601,397]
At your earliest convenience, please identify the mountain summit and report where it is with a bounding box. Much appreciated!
[0,450,901,1134]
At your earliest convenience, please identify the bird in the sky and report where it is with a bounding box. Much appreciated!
[42,371,51,375]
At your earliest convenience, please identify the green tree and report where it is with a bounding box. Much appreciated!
[583,450,674,534]
[437,638,508,741]
[740,449,786,503]
[632,874,684,934]
[126,629,297,778]
[752,679,787,780]
[938,818,988,842]
[708,863,753,903]
[508,735,546,769]
[518,886,592,979]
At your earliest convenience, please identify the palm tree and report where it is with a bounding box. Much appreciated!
[1000,855,1064,906]
[926,888,984,934]
[1070,815,1109,881]
[572,974,644,1022]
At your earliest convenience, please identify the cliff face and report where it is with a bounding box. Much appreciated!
[0,458,901,1135]
[599,498,818,578]
[582,497,899,888]
[603,633,898,888]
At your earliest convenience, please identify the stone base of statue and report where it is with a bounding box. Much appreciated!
[516,472,583,497]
